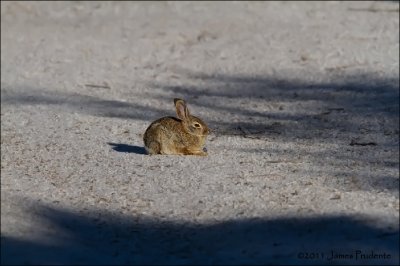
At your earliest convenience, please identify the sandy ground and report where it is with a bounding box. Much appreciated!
[1,1,399,265]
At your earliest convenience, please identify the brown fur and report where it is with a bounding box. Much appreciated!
[143,99,210,156]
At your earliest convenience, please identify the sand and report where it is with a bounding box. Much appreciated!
[1,1,399,264]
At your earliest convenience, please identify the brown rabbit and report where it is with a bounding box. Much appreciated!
[143,98,210,156]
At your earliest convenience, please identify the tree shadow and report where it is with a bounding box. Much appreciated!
[145,70,399,194]
[1,200,399,265]
[147,71,399,139]
[2,70,399,194]
[108,142,147,155]
[2,71,398,138]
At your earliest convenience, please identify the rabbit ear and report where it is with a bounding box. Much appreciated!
[174,98,190,120]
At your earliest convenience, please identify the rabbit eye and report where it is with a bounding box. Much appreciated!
[193,123,201,128]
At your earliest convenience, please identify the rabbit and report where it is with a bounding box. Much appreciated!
[143,98,210,156]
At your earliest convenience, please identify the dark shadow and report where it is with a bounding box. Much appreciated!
[108,142,147,155]
[1,201,399,265]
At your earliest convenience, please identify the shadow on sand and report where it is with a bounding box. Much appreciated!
[108,142,147,155]
[2,71,398,139]
[1,200,399,265]
[1,70,399,193]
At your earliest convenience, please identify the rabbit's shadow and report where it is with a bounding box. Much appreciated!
[107,142,147,155]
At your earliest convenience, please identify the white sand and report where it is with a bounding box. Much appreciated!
[1,1,399,264]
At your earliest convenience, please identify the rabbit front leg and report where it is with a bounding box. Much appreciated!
[181,148,208,156]
[194,150,208,156]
